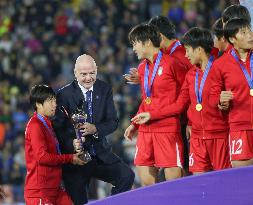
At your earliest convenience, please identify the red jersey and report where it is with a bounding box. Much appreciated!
[149,65,229,138]
[24,113,73,198]
[210,47,220,59]
[209,48,253,131]
[165,40,192,125]
[164,40,192,71]
[225,44,233,54]
[136,51,188,132]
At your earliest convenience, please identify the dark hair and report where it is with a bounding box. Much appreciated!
[182,27,214,54]
[128,23,161,48]
[30,85,56,111]
[212,18,224,39]
[224,18,251,44]
[222,4,251,24]
[148,16,176,40]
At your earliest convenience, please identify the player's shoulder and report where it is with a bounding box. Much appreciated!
[162,53,176,65]
[212,52,230,69]
[137,60,147,75]
[26,115,42,132]
[138,60,146,68]
[185,65,197,78]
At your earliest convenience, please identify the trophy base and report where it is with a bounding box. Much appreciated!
[80,151,92,163]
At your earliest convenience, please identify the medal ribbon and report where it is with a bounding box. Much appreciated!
[195,56,215,104]
[169,40,181,55]
[144,50,163,98]
[37,113,61,154]
[231,49,253,89]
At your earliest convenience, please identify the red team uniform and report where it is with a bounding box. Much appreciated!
[210,48,253,161]
[134,50,187,168]
[164,41,192,126]
[164,40,192,70]
[148,56,231,172]
[24,113,73,205]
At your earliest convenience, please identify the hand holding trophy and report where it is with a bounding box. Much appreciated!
[61,105,92,163]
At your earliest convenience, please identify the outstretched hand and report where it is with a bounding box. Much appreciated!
[123,67,140,84]
[131,112,151,125]
[124,124,137,141]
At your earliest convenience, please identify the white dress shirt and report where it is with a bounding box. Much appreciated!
[77,82,93,102]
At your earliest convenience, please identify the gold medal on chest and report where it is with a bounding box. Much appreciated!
[196,103,202,111]
[250,89,253,96]
[145,97,151,105]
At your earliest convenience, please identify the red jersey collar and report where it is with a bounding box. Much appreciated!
[163,39,179,55]
[145,50,161,65]
[225,44,233,54]
[34,112,52,126]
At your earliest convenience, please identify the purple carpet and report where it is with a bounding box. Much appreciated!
[89,166,253,205]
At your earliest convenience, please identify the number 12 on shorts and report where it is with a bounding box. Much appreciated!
[231,139,242,155]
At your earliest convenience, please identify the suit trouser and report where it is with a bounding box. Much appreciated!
[63,156,135,205]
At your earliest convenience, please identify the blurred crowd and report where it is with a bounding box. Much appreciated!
[0,0,238,203]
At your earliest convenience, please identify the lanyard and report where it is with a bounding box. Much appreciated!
[195,56,214,104]
[231,49,253,89]
[169,40,181,55]
[37,114,61,154]
[144,50,163,98]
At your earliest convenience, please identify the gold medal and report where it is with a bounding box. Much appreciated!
[145,97,151,105]
[196,103,202,111]
[250,89,253,96]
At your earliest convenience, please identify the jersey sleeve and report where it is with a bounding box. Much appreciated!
[29,122,73,166]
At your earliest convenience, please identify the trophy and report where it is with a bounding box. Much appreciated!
[60,105,92,163]
[71,109,92,163]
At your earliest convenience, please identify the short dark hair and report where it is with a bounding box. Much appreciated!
[222,4,251,24]
[128,23,161,48]
[182,27,214,54]
[212,18,224,39]
[148,16,176,40]
[30,85,56,111]
[224,18,251,44]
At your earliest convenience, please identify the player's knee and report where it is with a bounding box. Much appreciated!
[140,175,156,186]
[164,167,182,180]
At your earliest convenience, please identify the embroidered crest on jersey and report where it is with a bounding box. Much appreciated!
[158,66,163,76]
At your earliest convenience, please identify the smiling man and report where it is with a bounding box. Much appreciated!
[52,54,134,205]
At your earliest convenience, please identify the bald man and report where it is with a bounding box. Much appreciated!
[52,54,134,205]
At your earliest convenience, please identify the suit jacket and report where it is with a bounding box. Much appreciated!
[52,79,120,166]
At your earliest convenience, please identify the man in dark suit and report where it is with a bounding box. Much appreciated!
[52,54,134,205]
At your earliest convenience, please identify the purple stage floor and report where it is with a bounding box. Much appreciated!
[89,165,253,205]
